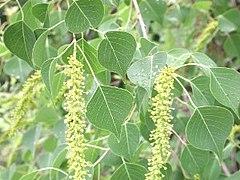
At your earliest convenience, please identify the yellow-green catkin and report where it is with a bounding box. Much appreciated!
[9,70,43,137]
[195,20,219,51]
[64,55,90,180]
[145,66,175,180]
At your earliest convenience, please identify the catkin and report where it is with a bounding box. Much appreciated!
[64,55,90,180]
[195,20,219,51]
[9,70,43,137]
[145,66,175,180]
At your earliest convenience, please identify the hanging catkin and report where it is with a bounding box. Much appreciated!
[9,70,43,137]
[195,20,219,51]
[145,66,175,180]
[64,55,90,179]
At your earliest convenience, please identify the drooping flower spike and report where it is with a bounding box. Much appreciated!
[9,70,43,137]
[64,55,90,179]
[146,66,175,180]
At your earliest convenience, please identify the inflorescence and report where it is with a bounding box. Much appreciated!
[64,55,90,180]
[9,70,43,137]
[146,66,175,180]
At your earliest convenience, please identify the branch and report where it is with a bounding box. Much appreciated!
[93,148,110,167]
[132,0,148,39]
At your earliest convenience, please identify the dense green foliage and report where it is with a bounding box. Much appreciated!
[0,0,240,179]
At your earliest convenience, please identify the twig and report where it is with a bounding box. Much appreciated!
[93,148,110,167]
[124,104,136,125]
[171,129,186,146]
[0,0,11,9]
[221,162,231,176]
[85,144,109,151]
[173,74,197,109]
[132,0,148,39]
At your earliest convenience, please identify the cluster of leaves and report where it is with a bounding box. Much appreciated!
[0,0,240,179]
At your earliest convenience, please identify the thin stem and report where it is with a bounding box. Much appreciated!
[132,0,148,38]
[221,163,231,176]
[34,167,68,176]
[89,135,109,143]
[93,148,110,167]
[53,41,74,62]
[176,62,210,70]
[173,74,197,109]
[97,164,101,180]
[0,50,10,57]
[125,0,133,29]
[174,74,191,83]
[77,44,100,86]
[16,0,24,21]
[48,20,64,31]
[0,0,11,9]
[124,104,136,125]
[85,144,109,151]
[171,129,186,146]
[89,28,105,36]
[73,34,77,58]
[175,97,191,108]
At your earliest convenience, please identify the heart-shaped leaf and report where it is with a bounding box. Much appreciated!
[98,31,136,77]
[186,106,234,160]
[87,86,134,139]
[65,0,104,33]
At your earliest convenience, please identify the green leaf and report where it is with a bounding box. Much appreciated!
[41,58,57,93]
[65,0,104,33]
[98,31,136,77]
[190,76,215,106]
[139,0,167,24]
[191,52,216,67]
[192,1,212,11]
[127,52,167,94]
[140,38,157,56]
[61,39,105,74]
[180,144,210,176]
[3,57,32,82]
[85,141,101,163]
[78,39,105,74]
[32,3,49,23]
[22,125,42,157]
[51,72,66,100]
[35,105,60,125]
[167,48,190,67]
[103,0,120,6]
[223,34,240,58]
[44,135,58,152]
[202,157,221,180]
[3,21,36,66]
[186,106,234,160]
[50,145,68,179]
[108,123,140,160]
[210,67,240,118]
[218,8,240,33]
[18,0,39,30]
[86,86,134,139]
[111,163,147,180]
[19,167,68,180]
[135,86,149,116]
[32,30,49,68]
[225,171,240,180]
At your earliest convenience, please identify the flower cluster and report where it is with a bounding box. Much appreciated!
[195,20,219,51]
[9,70,43,137]
[64,55,90,179]
[146,66,175,180]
